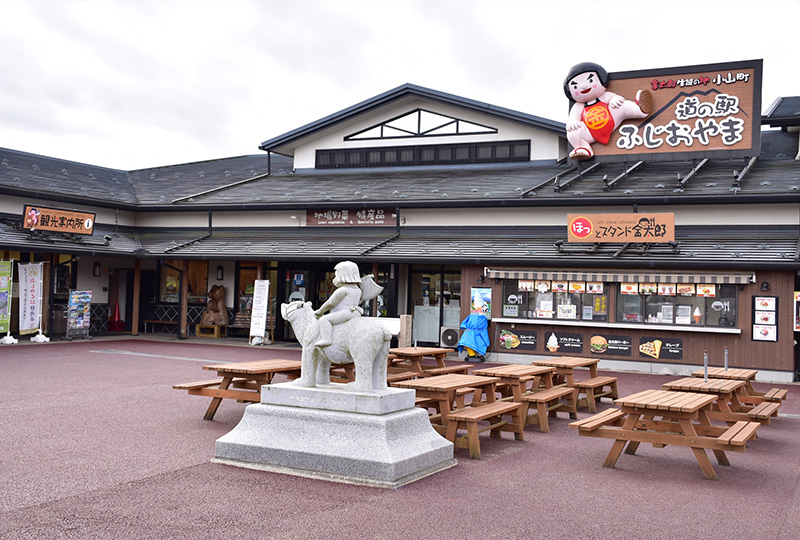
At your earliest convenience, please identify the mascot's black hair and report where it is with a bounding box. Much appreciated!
[563,62,610,101]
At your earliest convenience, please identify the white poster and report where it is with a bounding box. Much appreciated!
[18,262,43,335]
[249,280,270,344]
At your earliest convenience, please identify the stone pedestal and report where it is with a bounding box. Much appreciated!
[214,382,456,488]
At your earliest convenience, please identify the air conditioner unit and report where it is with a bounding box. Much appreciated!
[439,326,460,348]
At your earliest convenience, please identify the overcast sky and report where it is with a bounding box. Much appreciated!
[2,0,798,171]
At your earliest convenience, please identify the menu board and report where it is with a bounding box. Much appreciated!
[752,296,777,342]
[249,280,270,345]
[66,290,92,340]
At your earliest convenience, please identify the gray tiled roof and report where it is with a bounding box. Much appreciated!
[176,134,800,209]
[1,221,785,268]
[0,147,135,205]
[0,148,294,208]
[763,96,800,127]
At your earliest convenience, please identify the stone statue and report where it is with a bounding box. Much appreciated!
[313,260,382,347]
[200,284,229,326]
[280,262,390,392]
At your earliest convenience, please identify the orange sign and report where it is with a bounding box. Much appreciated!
[567,213,674,243]
[22,205,95,235]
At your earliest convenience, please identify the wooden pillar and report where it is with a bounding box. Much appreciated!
[41,257,52,334]
[180,260,189,338]
[131,259,141,335]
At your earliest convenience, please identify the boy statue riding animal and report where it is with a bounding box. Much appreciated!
[281,261,390,392]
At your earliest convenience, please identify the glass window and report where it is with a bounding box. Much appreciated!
[645,295,675,323]
[555,291,580,320]
[238,265,258,313]
[584,292,609,322]
[617,293,643,323]
[500,281,607,321]
[619,283,736,327]
[159,260,208,304]
[706,286,737,327]
[53,255,77,302]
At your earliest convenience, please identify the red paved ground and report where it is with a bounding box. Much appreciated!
[1,337,798,540]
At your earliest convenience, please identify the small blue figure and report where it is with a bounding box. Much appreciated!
[457,313,489,362]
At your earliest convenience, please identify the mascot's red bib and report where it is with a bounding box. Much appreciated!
[581,100,615,145]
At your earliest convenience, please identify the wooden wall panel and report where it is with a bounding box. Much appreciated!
[463,264,796,375]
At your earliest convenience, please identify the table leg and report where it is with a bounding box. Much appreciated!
[432,354,447,368]
[679,417,719,480]
[697,410,731,466]
[204,376,233,421]
[603,413,640,468]
[565,369,576,387]
[624,413,654,455]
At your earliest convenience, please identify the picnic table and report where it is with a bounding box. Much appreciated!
[532,356,599,386]
[570,389,760,480]
[532,356,617,412]
[471,364,556,401]
[173,359,302,420]
[690,367,789,405]
[389,346,468,376]
[391,373,501,434]
[662,377,780,425]
[472,364,575,432]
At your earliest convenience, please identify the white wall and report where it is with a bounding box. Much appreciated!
[292,99,563,169]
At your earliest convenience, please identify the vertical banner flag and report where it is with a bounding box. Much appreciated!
[18,262,43,335]
[249,280,270,345]
[0,260,12,334]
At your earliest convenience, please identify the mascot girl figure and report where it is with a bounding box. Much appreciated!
[564,62,652,161]
[313,261,382,348]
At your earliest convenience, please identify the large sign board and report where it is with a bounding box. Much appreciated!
[22,205,96,235]
[567,213,675,243]
[565,59,762,163]
[307,208,397,227]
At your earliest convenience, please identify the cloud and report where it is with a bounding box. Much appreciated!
[0,0,797,169]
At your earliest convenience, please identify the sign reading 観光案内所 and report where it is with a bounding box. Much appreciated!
[22,205,95,235]
[567,213,674,243]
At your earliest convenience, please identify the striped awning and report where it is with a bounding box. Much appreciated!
[484,267,755,285]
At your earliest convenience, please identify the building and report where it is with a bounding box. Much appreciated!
[1,76,798,381]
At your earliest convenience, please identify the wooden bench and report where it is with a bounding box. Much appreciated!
[575,376,619,413]
[172,378,259,403]
[747,401,781,421]
[717,421,760,446]
[573,410,760,450]
[445,402,524,459]
[422,364,471,376]
[173,379,225,392]
[569,408,625,431]
[386,370,421,383]
[763,388,788,402]
[520,386,578,433]
[143,319,178,333]
[228,313,277,342]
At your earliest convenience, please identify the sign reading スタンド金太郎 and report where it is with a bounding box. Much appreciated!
[567,213,675,243]
[564,59,761,163]
[22,205,95,235]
